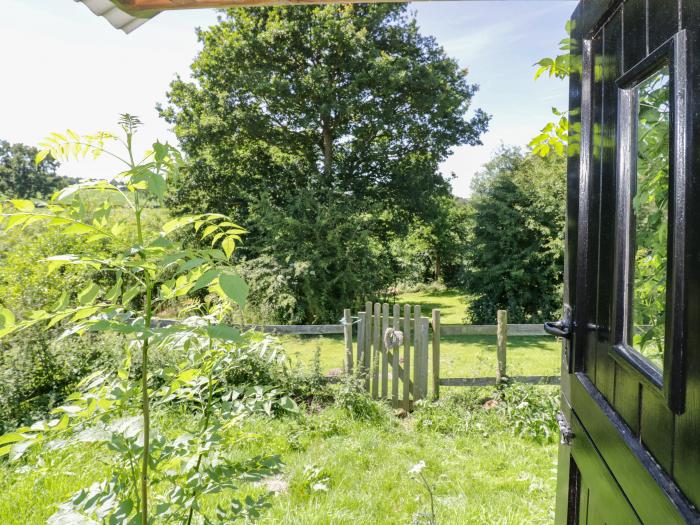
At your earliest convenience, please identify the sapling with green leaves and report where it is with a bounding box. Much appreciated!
[0,115,292,523]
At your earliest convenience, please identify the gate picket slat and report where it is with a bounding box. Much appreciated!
[413,305,422,401]
[357,311,365,376]
[392,304,400,408]
[403,304,411,410]
[381,303,389,399]
[372,302,380,399]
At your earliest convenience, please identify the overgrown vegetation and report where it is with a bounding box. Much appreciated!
[0,381,558,524]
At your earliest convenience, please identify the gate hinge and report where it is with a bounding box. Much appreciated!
[556,412,575,446]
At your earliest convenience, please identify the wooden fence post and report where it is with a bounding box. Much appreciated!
[364,301,372,391]
[381,303,389,399]
[372,302,381,399]
[497,309,507,383]
[432,309,440,399]
[403,304,411,411]
[413,305,422,400]
[392,303,400,408]
[343,309,353,375]
[357,311,365,377]
[421,317,429,398]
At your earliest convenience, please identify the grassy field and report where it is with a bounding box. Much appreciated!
[0,393,558,524]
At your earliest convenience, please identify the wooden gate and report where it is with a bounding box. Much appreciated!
[342,302,440,410]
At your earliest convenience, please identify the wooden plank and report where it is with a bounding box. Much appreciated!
[156,320,346,335]
[413,305,422,400]
[364,301,372,391]
[640,387,674,475]
[387,349,415,396]
[356,312,365,377]
[372,302,380,399]
[381,303,389,399]
[432,309,440,400]
[421,317,429,398]
[675,0,700,509]
[403,304,411,411]
[439,376,560,387]
[439,324,546,336]
[392,304,400,408]
[496,310,507,382]
[343,309,352,374]
[622,0,647,72]
[612,363,640,434]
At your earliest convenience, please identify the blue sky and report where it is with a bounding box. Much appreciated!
[0,1,575,196]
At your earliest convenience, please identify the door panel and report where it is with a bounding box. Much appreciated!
[558,1,700,522]
[569,411,639,525]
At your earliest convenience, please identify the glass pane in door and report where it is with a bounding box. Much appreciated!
[630,65,670,370]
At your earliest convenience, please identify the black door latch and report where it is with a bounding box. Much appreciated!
[544,307,573,339]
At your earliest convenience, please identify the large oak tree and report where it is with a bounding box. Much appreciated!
[161,5,488,321]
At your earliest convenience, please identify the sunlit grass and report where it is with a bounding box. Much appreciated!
[0,401,557,524]
[395,289,468,324]
[282,334,560,381]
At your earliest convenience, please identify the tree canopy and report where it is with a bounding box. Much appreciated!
[464,147,566,324]
[161,5,488,322]
[0,141,74,199]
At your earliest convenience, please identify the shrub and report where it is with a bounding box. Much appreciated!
[494,383,559,443]
[332,374,389,422]
[237,256,304,325]
[0,331,124,434]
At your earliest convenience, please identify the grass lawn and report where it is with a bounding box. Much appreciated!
[395,289,468,324]
[0,396,557,524]
[282,334,560,381]
[281,288,560,385]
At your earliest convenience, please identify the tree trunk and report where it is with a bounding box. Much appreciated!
[321,118,333,178]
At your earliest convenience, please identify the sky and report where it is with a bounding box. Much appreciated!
[0,1,576,197]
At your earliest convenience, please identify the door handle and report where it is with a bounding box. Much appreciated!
[544,320,572,338]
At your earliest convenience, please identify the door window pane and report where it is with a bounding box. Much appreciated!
[630,65,670,370]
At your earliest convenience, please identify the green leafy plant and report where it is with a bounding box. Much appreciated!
[0,115,286,523]
[529,20,581,158]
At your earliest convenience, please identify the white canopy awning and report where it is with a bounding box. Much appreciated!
[75,0,156,34]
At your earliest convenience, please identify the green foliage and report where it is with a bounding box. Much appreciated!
[240,193,394,323]
[332,374,386,422]
[413,385,559,444]
[494,383,559,443]
[391,197,471,287]
[464,147,566,323]
[0,116,271,524]
[0,331,124,434]
[631,68,670,365]
[161,5,488,322]
[529,21,582,158]
[0,141,76,199]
